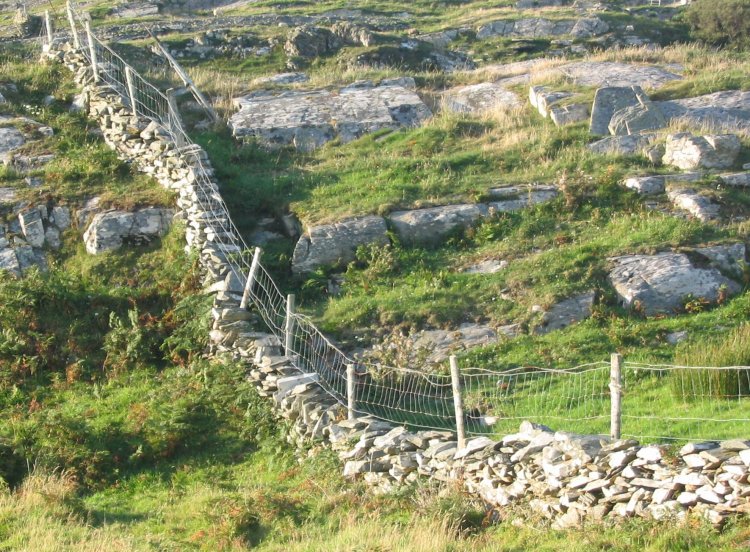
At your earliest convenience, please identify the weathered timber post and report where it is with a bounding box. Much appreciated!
[610,353,623,440]
[450,355,466,449]
[84,21,98,83]
[346,363,357,421]
[284,293,296,358]
[239,247,262,310]
[125,66,138,118]
[66,1,80,49]
[44,10,53,48]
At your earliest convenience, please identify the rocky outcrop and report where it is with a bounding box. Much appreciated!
[389,203,489,247]
[609,246,745,315]
[443,82,521,114]
[83,208,174,255]
[623,172,702,196]
[477,17,609,40]
[549,103,589,127]
[590,86,662,136]
[667,187,720,222]
[291,216,389,274]
[389,186,558,247]
[533,291,595,335]
[284,22,376,59]
[230,80,431,151]
[663,133,741,171]
[588,134,655,156]
[0,127,25,157]
[556,62,682,89]
[656,90,750,134]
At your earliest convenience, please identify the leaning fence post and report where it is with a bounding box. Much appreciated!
[610,353,623,440]
[239,247,262,310]
[125,66,138,118]
[84,21,98,83]
[346,363,357,420]
[284,293,296,358]
[449,355,467,449]
[66,1,80,49]
[44,10,53,49]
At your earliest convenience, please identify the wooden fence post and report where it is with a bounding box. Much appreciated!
[284,293,295,358]
[44,10,53,48]
[84,21,98,83]
[66,1,80,49]
[610,353,623,440]
[346,363,357,420]
[125,66,138,118]
[450,355,466,449]
[239,247,262,310]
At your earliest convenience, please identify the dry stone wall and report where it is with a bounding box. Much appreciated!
[50,42,750,531]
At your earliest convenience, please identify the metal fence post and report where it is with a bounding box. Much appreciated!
[346,363,357,421]
[84,21,98,83]
[610,353,623,440]
[450,355,466,449]
[44,10,53,48]
[66,1,80,49]
[125,66,138,118]
[284,293,295,358]
[239,247,262,310]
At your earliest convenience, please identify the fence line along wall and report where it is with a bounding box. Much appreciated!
[52,2,750,445]
[45,4,750,531]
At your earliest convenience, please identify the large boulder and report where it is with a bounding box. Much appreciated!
[83,208,173,255]
[291,216,389,273]
[609,246,745,315]
[284,26,343,58]
[230,81,431,151]
[663,133,741,171]
[590,85,652,136]
[608,95,666,136]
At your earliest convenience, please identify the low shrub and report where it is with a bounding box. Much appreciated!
[684,0,750,49]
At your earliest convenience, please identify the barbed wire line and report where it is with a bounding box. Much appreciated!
[55,4,750,443]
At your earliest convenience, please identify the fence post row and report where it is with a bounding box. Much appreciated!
[284,293,296,358]
[610,353,623,440]
[84,21,98,83]
[66,1,80,49]
[239,247,262,310]
[346,363,357,421]
[449,355,467,449]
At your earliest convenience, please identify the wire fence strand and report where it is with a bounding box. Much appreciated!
[57,4,750,444]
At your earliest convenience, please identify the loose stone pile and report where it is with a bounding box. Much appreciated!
[51,40,750,531]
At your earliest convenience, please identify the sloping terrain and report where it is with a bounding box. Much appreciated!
[2,0,750,549]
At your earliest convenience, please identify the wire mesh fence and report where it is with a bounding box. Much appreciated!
[56,4,750,444]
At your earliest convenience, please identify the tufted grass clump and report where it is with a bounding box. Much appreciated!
[670,324,750,401]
